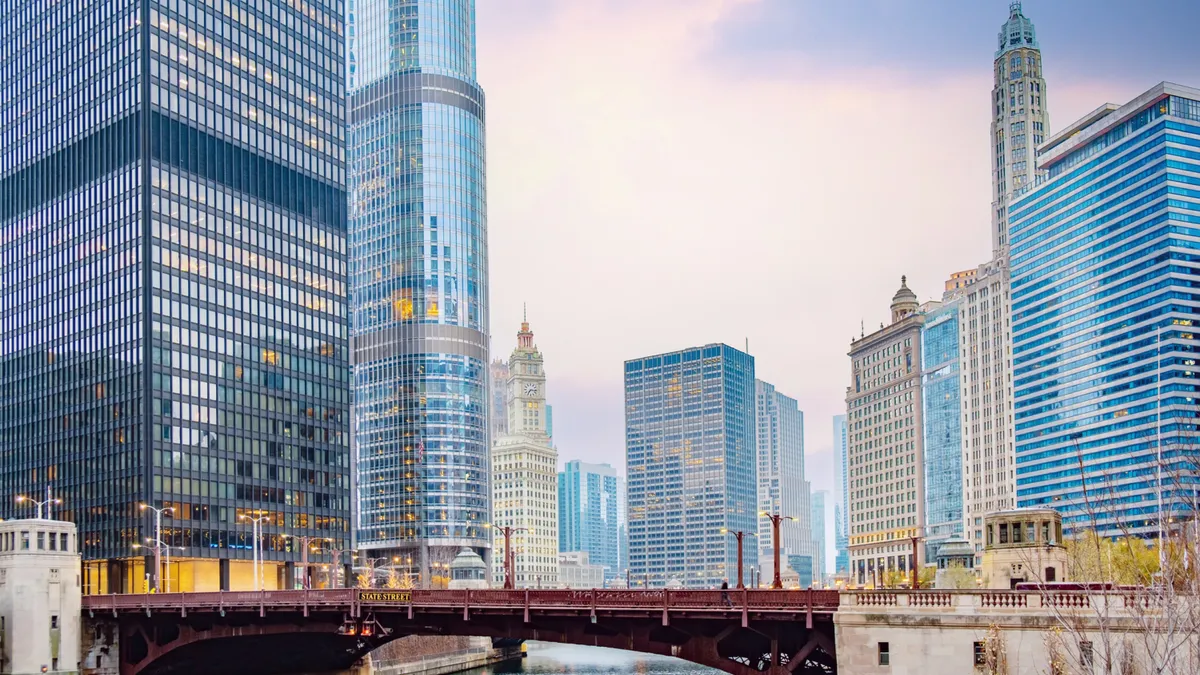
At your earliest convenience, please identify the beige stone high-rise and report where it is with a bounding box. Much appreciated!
[990,1,1049,256]
[490,318,559,588]
[846,278,933,586]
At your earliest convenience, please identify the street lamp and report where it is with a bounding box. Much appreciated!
[720,528,756,589]
[16,487,62,520]
[282,535,332,589]
[134,541,184,592]
[238,511,271,591]
[139,504,175,592]
[759,511,796,590]
[484,523,527,589]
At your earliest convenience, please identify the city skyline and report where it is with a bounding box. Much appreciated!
[474,1,1200,504]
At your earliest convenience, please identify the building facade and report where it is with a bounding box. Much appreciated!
[1010,83,1200,536]
[956,260,1016,565]
[0,0,350,592]
[0,519,81,673]
[348,0,491,581]
[833,414,849,575]
[557,551,605,589]
[754,379,813,583]
[558,460,619,580]
[921,298,964,561]
[490,320,557,587]
[625,344,757,588]
[490,359,510,440]
[846,278,930,586]
[811,490,828,583]
[990,0,1049,255]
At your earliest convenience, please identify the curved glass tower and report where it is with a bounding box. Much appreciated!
[348,0,489,582]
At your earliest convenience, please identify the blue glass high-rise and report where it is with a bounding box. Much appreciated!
[558,460,619,581]
[833,414,849,575]
[0,0,350,592]
[921,300,963,556]
[624,344,757,588]
[347,0,490,577]
[1010,83,1200,536]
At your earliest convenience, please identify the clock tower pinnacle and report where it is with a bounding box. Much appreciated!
[506,315,547,437]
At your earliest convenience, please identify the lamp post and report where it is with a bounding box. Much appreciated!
[720,528,755,589]
[16,487,62,520]
[283,535,331,589]
[484,524,527,589]
[139,504,175,592]
[909,533,924,589]
[760,512,796,589]
[135,541,183,592]
[238,511,271,591]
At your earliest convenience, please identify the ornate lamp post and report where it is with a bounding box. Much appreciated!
[16,487,62,519]
[484,524,528,589]
[760,511,796,590]
[720,528,756,589]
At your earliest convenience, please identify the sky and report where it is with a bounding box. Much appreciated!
[472,0,1200,561]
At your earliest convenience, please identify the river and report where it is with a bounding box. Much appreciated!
[459,642,721,674]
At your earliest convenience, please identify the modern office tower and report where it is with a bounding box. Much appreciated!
[0,0,350,593]
[921,299,964,562]
[348,0,490,582]
[490,360,510,440]
[617,476,628,577]
[754,379,813,583]
[490,320,557,587]
[990,1,1049,255]
[546,404,554,442]
[625,344,757,588]
[833,415,849,575]
[811,490,828,583]
[846,278,932,586]
[1010,83,1200,537]
[955,261,1016,565]
[558,460,619,580]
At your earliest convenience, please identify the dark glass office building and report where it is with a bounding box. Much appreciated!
[0,0,350,592]
[624,344,757,588]
[347,0,490,583]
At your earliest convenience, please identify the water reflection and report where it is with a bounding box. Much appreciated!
[462,642,721,674]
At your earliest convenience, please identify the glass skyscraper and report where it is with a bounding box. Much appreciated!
[558,460,619,581]
[347,0,490,579]
[0,0,350,592]
[1010,82,1200,536]
[833,414,849,575]
[754,379,812,579]
[921,300,963,557]
[625,344,757,588]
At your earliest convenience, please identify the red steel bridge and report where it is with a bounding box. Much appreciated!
[82,588,840,675]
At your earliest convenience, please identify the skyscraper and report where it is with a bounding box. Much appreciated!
[846,278,931,586]
[990,0,1049,255]
[348,0,490,580]
[811,490,828,584]
[1011,83,1200,537]
[921,298,964,561]
[490,319,557,587]
[490,359,510,440]
[558,460,619,581]
[833,414,849,575]
[0,0,350,592]
[625,344,757,588]
[754,379,813,583]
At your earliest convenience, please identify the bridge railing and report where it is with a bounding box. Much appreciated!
[82,587,841,613]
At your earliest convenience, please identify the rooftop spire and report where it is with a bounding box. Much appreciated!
[996,1,1039,58]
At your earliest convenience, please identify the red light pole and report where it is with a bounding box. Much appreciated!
[760,512,795,590]
[721,528,755,589]
[486,524,527,589]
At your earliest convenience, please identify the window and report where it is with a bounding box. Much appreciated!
[878,642,890,666]
[61,533,69,552]
[20,532,29,550]
[1080,641,1093,666]
[974,641,987,666]
[50,615,58,629]
[37,532,45,550]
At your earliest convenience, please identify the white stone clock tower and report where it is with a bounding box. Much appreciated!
[506,316,548,437]
[490,311,559,588]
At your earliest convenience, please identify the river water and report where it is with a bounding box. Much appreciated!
[459,642,721,674]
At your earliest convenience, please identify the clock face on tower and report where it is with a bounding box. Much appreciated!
[523,382,538,396]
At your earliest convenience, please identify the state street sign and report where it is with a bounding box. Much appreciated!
[360,591,412,602]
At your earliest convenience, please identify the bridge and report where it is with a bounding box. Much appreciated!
[82,588,840,675]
